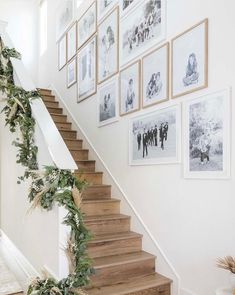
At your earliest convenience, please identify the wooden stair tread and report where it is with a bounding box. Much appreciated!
[85,214,130,222]
[87,273,172,295]
[89,231,142,243]
[50,113,67,117]
[76,171,102,175]
[82,198,120,204]
[93,251,155,269]
[76,160,95,163]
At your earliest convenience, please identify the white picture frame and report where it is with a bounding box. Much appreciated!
[58,35,67,70]
[77,35,97,102]
[142,42,169,108]
[77,1,97,49]
[56,0,74,42]
[98,7,119,84]
[67,57,77,88]
[67,22,77,61]
[119,60,141,116]
[184,89,231,179]
[129,104,181,165]
[120,0,166,67]
[97,0,118,23]
[98,75,119,127]
[171,19,208,99]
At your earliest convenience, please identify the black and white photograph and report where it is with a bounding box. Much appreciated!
[119,0,138,16]
[67,22,77,61]
[129,104,181,165]
[120,0,166,66]
[98,76,119,127]
[184,89,230,179]
[67,57,77,88]
[120,60,140,116]
[97,0,118,22]
[142,43,169,108]
[77,35,97,102]
[56,0,74,41]
[77,2,97,49]
[98,7,119,84]
[171,19,208,98]
[58,35,67,70]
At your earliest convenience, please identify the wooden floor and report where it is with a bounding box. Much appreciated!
[39,88,172,295]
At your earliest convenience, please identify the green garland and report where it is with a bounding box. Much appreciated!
[0,38,94,294]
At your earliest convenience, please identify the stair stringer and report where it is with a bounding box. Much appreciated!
[49,84,181,295]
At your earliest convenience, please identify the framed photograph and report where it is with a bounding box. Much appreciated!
[67,57,77,88]
[119,0,138,17]
[171,19,208,99]
[120,0,166,67]
[119,60,140,116]
[98,7,119,84]
[184,89,230,179]
[58,35,67,70]
[142,43,169,108]
[77,35,97,102]
[77,1,97,49]
[97,0,118,22]
[67,22,77,61]
[98,76,119,127]
[129,104,181,165]
[56,0,74,42]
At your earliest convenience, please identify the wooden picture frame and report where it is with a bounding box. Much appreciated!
[142,42,169,109]
[58,35,67,71]
[119,60,141,116]
[67,56,77,88]
[97,0,118,23]
[171,19,208,99]
[67,22,77,62]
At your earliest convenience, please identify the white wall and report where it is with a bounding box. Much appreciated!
[0,0,39,84]
[37,0,235,294]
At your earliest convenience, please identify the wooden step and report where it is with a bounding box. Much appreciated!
[51,113,68,123]
[37,88,52,95]
[44,100,59,108]
[87,273,172,295]
[76,160,95,172]
[65,139,83,149]
[87,231,142,259]
[90,251,156,287]
[75,172,103,185]
[55,122,72,130]
[82,185,111,199]
[84,214,130,235]
[47,107,63,114]
[82,198,120,216]
[59,129,77,139]
[41,94,56,102]
[70,149,89,161]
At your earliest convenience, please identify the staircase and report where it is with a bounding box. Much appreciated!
[39,88,172,295]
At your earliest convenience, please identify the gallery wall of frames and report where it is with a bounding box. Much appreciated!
[57,0,231,179]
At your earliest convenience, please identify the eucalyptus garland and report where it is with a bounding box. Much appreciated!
[0,38,93,294]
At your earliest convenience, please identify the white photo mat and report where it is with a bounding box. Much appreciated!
[97,0,118,23]
[67,22,77,61]
[58,35,67,70]
[67,57,77,88]
[56,0,74,42]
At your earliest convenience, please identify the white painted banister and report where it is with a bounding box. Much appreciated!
[0,20,78,170]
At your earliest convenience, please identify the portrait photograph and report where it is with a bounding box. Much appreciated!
[171,19,208,98]
[97,0,118,22]
[56,0,74,41]
[98,7,119,84]
[184,89,230,179]
[120,0,166,66]
[119,60,140,116]
[77,35,97,102]
[67,22,77,61]
[129,104,181,165]
[142,43,169,108]
[58,35,67,70]
[77,1,97,49]
[98,76,119,127]
[67,57,77,88]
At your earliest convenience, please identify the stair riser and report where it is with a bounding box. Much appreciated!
[47,107,63,114]
[38,89,52,95]
[51,115,67,123]
[66,140,83,149]
[82,186,111,199]
[88,237,142,259]
[77,162,95,173]
[41,95,56,102]
[81,200,120,216]
[71,150,89,161]
[45,101,59,108]
[60,130,77,139]
[76,173,103,185]
[126,285,170,295]
[55,122,72,130]
[85,218,130,235]
[91,258,155,288]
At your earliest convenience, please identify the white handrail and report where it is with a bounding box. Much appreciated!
[0,20,78,170]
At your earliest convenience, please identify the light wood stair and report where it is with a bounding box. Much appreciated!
[38,88,172,295]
